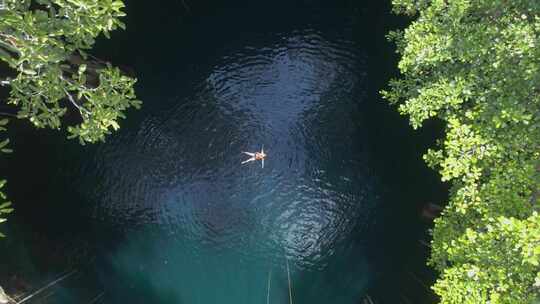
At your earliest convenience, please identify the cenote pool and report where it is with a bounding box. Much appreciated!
[0,1,445,303]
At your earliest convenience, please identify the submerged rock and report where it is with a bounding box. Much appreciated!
[0,286,8,304]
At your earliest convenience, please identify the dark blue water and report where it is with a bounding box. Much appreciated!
[0,1,445,303]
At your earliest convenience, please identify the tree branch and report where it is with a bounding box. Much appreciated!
[0,34,19,53]
[62,88,91,117]
[0,112,17,118]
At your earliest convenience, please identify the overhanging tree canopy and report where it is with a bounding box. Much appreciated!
[383,0,540,303]
[0,0,140,235]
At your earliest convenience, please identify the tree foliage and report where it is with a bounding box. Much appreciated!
[383,0,540,303]
[0,0,141,143]
[0,0,139,235]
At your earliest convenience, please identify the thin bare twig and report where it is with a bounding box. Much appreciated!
[0,112,18,118]
[88,291,105,304]
[266,269,272,304]
[407,271,430,291]
[16,270,78,304]
[365,295,374,304]
[286,258,293,304]
[63,88,91,116]
[179,0,191,13]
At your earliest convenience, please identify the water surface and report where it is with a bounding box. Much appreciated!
[1,2,444,303]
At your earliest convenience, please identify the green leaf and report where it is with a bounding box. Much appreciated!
[78,64,87,74]
[0,138,10,149]
[22,69,37,75]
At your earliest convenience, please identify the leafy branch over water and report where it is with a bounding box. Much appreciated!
[383,1,540,303]
[0,0,140,235]
[0,118,13,237]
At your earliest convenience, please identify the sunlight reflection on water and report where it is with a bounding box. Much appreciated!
[79,24,377,304]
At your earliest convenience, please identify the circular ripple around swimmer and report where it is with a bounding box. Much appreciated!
[79,27,374,271]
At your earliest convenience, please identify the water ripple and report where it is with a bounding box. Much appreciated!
[79,26,376,275]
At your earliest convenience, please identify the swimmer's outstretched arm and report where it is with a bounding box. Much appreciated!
[242,152,255,157]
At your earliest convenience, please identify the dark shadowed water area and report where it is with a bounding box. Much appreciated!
[0,1,446,303]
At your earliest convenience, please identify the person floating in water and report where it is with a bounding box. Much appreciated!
[242,147,266,168]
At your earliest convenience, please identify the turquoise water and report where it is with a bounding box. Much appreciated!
[0,1,445,303]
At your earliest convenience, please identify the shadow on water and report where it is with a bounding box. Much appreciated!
[0,1,446,303]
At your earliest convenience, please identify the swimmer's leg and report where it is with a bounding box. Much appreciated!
[242,152,255,157]
[242,157,256,164]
